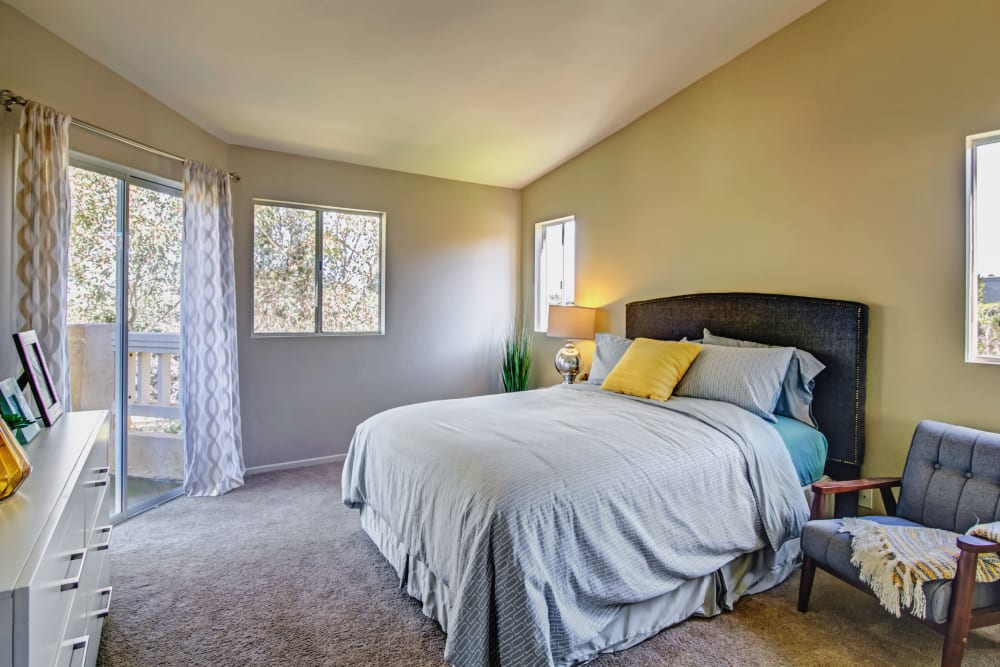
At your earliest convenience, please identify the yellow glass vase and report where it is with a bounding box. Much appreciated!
[0,419,31,501]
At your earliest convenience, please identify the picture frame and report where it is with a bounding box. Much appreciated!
[12,330,63,426]
[0,377,40,444]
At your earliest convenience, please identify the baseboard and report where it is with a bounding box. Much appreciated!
[245,453,346,475]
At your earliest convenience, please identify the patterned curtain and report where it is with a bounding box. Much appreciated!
[180,161,244,496]
[0,113,19,380]
[14,101,71,405]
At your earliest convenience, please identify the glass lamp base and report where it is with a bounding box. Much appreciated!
[554,340,581,384]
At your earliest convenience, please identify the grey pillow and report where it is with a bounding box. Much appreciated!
[675,344,794,422]
[588,333,632,384]
[702,328,825,427]
[589,334,691,384]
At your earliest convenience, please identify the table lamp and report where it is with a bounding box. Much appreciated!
[546,305,596,384]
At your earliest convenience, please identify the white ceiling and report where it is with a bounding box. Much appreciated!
[10,0,824,188]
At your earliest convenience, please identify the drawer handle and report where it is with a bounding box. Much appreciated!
[63,634,89,667]
[58,549,87,592]
[92,524,113,551]
[83,475,109,488]
[93,586,113,619]
[93,466,110,475]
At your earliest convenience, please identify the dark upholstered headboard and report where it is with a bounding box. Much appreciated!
[626,292,869,480]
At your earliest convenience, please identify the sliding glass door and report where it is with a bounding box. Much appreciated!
[67,159,184,519]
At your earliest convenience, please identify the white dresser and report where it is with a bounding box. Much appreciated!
[0,411,112,667]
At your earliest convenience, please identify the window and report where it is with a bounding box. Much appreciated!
[967,132,1000,364]
[68,163,183,333]
[534,216,576,332]
[253,201,385,335]
[68,157,187,514]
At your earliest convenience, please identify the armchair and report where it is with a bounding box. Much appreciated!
[798,420,1000,667]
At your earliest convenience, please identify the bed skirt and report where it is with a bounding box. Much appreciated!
[359,505,801,666]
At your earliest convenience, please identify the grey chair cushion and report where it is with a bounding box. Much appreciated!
[896,421,1000,533]
[802,516,1000,624]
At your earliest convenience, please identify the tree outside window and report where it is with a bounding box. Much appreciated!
[253,202,384,335]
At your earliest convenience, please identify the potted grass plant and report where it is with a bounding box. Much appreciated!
[500,326,532,392]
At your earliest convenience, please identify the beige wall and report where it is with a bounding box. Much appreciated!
[231,146,519,466]
[522,0,1000,477]
[1,2,521,467]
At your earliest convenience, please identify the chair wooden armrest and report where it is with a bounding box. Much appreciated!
[944,533,1000,665]
[811,477,902,494]
[957,535,1000,554]
[809,477,902,519]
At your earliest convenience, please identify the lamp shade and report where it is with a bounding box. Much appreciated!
[546,305,596,340]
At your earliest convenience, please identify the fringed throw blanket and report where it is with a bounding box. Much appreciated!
[839,519,1000,619]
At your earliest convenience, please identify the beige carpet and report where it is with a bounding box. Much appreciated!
[97,463,1000,666]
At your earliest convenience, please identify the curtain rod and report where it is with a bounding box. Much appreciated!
[1,88,241,183]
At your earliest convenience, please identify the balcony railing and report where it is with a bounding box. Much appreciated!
[126,332,181,421]
[125,331,183,483]
[68,324,183,482]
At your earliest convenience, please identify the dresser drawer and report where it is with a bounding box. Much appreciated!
[61,522,110,656]
[83,559,111,667]
[26,495,86,667]
[80,425,110,538]
[83,527,110,625]
[62,575,89,652]
[53,633,90,667]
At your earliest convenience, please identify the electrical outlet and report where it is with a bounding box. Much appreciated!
[858,489,874,509]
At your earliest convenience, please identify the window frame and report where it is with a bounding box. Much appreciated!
[966,130,1000,365]
[533,215,576,333]
[251,198,386,338]
[70,152,182,195]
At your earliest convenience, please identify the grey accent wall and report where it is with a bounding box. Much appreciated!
[1,2,522,469]
[230,146,520,467]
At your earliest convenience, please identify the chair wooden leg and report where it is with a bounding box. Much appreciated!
[798,554,816,613]
[941,549,978,667]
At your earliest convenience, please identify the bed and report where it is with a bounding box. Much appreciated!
[342,292,869,666]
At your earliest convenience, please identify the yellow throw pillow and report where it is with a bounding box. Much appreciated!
[600,338,702,402]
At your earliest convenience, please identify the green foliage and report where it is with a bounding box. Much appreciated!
[253,204,316,332]
[320,210,381,333]
[67,168,117,325]
[977,276,1000,357]
[500,327,532,392]
[67,168,183,333]
[127,184,182,333]
[68,172,383,338]
[253,205,382,333]
[130,417,182,435]
[1,412,35,429]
